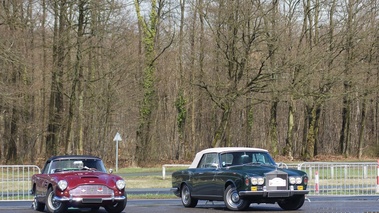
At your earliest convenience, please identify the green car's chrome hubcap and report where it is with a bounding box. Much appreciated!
[182,187,190,203]
[231,192,240,203]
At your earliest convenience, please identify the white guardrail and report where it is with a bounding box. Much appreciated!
[0,165,41,201]
[297,161,379,196]
[162,164,191,180]
[1,162,378,201]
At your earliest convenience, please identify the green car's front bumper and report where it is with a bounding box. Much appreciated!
[239,189,309,198]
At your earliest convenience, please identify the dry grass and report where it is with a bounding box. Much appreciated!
[123,176,172,188]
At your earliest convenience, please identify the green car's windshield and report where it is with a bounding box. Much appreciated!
[220,152,276,167]
[49,159,107,173]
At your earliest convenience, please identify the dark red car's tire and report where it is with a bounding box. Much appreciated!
[104,194,127,213]
[45,187,67,213]
[91,206,100,212]
[278,195,305,210]
[33,195,45,212]
[224,185,250,211]
[181,184,198,208]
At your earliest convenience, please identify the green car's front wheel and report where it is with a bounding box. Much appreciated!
[278,194,305,210]
[224,185,250,211]
[181,184,198,208]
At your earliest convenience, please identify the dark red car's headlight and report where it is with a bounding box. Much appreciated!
[116,180,126,190]
[57,180,68,191]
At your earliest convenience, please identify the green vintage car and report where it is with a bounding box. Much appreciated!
[171,147,309,211]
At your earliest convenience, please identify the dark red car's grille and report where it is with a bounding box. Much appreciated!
[70,185,113,196]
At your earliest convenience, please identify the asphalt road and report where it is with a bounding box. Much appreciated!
[1,196,379,213]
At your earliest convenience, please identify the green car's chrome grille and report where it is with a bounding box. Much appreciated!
[266,171,288,191]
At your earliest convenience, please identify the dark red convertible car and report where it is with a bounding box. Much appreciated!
[31,155,127,213]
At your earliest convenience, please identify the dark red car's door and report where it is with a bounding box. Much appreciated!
[34,161,52,198]
[34,173,49,197]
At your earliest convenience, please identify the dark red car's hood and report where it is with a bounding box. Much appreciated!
[51,171,122,189]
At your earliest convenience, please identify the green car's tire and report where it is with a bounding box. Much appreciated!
[181,184,198,208]
[224,185,250,211]
[278,194,305,210]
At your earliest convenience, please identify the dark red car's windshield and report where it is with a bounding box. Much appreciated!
[49,159,107,173]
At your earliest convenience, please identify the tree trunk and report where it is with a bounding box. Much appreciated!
[64,0,85,154]
[6,107,18,163]
[313,103,321,157]
[340,96,351,156]
[284,98,294,159]
[212,106,232,148]
[357,98,366,159]
[134,0,158,166]
[46,0,66,157]
[303,103,321,160]
[269,99,279,156]
[339,0,355,157]
[174,0,186,160]
[245,97,254,147]
[190,0,199,157]
[303,105,315,160]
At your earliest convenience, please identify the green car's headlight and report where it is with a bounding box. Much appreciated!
[57,180,68,191]
[296,177,302,184]
[257,177,264,185]
[289,176,303,184]
[116,179,126,190]
[251,177,264,185]
[251,177,258,185]
[289,177,296,184]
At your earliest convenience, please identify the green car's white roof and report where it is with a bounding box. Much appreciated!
[189,147,268,169]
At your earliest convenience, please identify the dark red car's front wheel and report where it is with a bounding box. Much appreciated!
[32,195,45,212]
[45,187,67,213]
[104,193,127,213]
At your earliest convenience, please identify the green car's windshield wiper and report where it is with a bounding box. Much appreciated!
[244,162,262,165]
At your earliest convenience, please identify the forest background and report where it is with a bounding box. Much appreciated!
[0,0,378,167]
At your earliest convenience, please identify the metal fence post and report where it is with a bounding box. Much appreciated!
[331,166,334,179]
[162,165,166,180]
[376,160,379,193]
[315,171,319,194]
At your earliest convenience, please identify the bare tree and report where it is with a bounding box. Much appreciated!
[46,0,67,156]
[264,0,280,157]
[198,0,271,148]
[1,0,379,165]
[134,0,159,165]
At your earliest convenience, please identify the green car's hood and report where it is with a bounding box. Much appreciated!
[226,165,307,176]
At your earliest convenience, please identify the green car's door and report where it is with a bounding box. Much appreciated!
[191,153,220,198]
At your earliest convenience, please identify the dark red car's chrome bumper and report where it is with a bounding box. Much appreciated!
[53,195,126,203]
